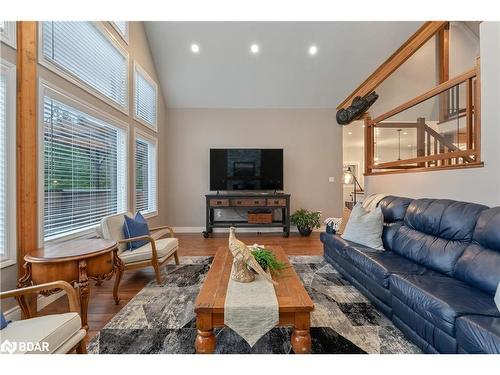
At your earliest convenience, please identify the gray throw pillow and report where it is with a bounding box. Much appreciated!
[341,204,385,250]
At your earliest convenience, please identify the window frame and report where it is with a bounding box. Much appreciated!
[133,128,158,218]
[0,21,17,49]
[133,62,158,131]
[0,59,16,268]
[38,21,130,115]
[38,79,130,244]
[109,21,129,44]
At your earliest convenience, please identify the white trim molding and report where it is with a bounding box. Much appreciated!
[109,21,129,45]
[0,59,17,268]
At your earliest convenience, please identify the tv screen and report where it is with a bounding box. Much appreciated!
[210,149,283,191]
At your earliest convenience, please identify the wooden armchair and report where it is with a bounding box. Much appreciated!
[97,213,180,304]
[0,281,87,354]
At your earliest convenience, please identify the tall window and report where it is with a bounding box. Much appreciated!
[42,85,127,241]
[134,64,158,130]
[0,59,16,267]
[135,132,157,215]
[111,21,128,43]
[41,22,128,110]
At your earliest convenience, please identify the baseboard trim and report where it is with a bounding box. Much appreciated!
[173,226,323,234]
[3,290,65,321]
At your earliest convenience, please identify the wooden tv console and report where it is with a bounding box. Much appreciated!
[203,193,291,238]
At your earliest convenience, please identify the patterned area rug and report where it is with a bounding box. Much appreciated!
[88,256,421,354]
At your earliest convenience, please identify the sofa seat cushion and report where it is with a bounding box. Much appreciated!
[119,238,179,264]
[390,274,500,336]
[344,248,437,288]
[0,312,81,353]
[456,315,500,354]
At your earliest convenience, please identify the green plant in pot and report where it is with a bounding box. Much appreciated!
[251,247,285,273]
[290,208,321,236]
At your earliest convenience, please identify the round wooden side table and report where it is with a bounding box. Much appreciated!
[17,239,121,330]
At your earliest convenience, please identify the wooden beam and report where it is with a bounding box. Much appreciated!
[16,22,38,279]
[437,24,450,84]
[438,24,450,121]
[373,149,476,169]
[466,78,473,149]
[336,21,449,110]
[364,117,372,175]
[370,68,477,124]
[365,161,484,176]
[474,57,481,161]
[375,122,419,129]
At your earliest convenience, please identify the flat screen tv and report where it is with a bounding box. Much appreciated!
[210,148,283,191]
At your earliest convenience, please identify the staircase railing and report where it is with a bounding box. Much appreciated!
[365,58,482,175]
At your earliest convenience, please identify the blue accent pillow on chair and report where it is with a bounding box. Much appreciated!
[1,311,10,330]
[123,212,150,250]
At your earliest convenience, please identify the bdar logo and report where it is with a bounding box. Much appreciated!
[0,339,17,354]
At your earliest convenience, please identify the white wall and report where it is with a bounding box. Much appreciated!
[364,22,500,206]
[162,108,343,228]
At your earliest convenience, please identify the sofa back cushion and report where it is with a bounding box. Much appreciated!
[454,207,500,295]
[392,199,487,275]
[379,196,413,251]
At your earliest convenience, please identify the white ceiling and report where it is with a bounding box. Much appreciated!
[144,22,423,108]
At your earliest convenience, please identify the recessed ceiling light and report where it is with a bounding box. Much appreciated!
[403,132,408,135]
[348,131,353,135]
[250,43,260,54]
[308,45,318,56]
[190,43,200,54]
[407,144,412,148]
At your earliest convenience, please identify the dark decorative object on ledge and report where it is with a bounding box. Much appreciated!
[325,224,336,235]
[336,91,379,125]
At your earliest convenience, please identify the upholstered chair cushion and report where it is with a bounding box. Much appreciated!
[0,312,85,354]
[99,212,132,253]
[123,212,150,250]
[119,238,179,264]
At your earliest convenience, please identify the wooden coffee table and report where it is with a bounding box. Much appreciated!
[194,246,314,353]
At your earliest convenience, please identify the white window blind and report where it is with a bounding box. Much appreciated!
[111,21,128,41]
[42,22,128,109]
[135,136,157,214]
[0,60,15,267]
[0,69,7,258]
[43,94,127,241]
[134,65,157,129]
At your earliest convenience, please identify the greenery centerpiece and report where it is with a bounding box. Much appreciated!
[290,208,322,236]
[249,245,285,273]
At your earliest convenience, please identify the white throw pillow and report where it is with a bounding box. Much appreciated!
[495,282,500,313]
[341,204,385,250]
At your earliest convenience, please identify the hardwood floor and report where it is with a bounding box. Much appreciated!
[38,232,323,342]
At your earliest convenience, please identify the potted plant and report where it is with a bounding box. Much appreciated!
[290,208,321,236]
[250,245,285,273]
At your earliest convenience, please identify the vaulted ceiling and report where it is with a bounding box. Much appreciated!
[144,22,423,108]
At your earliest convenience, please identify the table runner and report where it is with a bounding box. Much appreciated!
[224,262,279,347]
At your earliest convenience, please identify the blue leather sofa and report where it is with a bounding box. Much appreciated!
[320,196,500,354]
